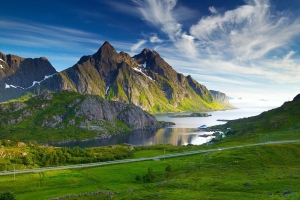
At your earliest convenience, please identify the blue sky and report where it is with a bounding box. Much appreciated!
[1,0,300,104]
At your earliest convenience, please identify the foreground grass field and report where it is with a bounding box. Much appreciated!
[0,143,299,200]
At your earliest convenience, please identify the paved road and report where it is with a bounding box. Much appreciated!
[1,140,300,176]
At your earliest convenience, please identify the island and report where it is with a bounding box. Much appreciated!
[169,112,212,118]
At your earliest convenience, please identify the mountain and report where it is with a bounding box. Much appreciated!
[0,91,158,143]
[209,90,235,109]
[0,52,57,102]
[1,42,226,113]
[217,93,300,136]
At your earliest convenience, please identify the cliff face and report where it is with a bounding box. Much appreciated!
[0,91,157,142]
[209,90,234,109]
[0,52,57,102]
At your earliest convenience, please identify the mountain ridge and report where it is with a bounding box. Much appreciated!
[1,42,230,113]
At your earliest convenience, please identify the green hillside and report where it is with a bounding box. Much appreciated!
[213,95,300,144]
[0,91,158,143]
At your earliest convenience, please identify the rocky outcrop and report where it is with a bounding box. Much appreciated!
[76,96,156,130]
[0,92,157,137]
[209,90,234,109]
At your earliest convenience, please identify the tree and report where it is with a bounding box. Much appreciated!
[0,191,16,200]
[143,167,155,182]
[0,163,7,171]
[135,175,142,182]
[22,156,31,166]
[165,164,172,178]
[165,164,172,173]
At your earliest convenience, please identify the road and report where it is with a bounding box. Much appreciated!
[1,140,299,176]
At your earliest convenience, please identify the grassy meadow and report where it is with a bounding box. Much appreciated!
[0,143,299,200]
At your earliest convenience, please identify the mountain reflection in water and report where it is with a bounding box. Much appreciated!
[54,128,213,148]
[54,105,278,148]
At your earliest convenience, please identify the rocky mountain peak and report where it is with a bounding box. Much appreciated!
[132,48,177,81]
[92,41,119,63]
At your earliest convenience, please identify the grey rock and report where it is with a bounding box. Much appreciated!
[11,102,27,112]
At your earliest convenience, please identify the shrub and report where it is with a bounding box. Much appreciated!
[0,191,16,200]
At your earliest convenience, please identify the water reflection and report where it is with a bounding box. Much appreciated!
[54,128,214,148]
[54,105,275,148]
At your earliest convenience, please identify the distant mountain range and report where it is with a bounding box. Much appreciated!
[0,42,233,113]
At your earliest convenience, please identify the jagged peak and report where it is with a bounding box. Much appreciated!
[93,41,118,61]
[102,41,113,48]
[141,48,150,54]
[186,75,192,80]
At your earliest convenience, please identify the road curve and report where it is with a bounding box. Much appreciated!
[1,139,299,176]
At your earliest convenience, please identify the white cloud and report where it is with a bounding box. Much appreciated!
[190,0,300,61]
[283,50,296,62]
[208,6,218,14]
[150,34,163,43]
[134,0,198,57]
[131,40,147,51]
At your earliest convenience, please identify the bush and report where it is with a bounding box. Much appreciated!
[0,191,16,200]
[135,175,142,182]
[143,167,155,182]
[0,163,7,171]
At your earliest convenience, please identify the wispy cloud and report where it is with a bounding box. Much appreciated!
[0,20,104,52]
[0,20,138,71]
[150,34,163,43]
[131,40,147,52]
[132,0,300,92]
[190,0,300,61]
[134,0,198,57]
[208,6,219,14]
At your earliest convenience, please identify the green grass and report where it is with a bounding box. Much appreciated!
[0,143,299,200]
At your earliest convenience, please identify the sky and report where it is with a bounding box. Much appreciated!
[1,0,300,105]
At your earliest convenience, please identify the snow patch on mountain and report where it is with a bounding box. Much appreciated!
[105,84,111,95]
[27,73,57,88]
[5,83,23,89]
[4,73,57,89]
[133,67,154,81]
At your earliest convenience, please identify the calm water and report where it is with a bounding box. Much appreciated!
[54,102,279,148]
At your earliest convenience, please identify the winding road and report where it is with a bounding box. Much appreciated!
[1,140,299,176]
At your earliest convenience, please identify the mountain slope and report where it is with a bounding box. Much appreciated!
[0,91,157,143]
[0,52,57,101]
[32,42,225,113]
[1,42,227,113]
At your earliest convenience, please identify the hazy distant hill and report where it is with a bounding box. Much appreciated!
[209,90,234,109]
[1,42,229,113]
[219,93,300,136]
